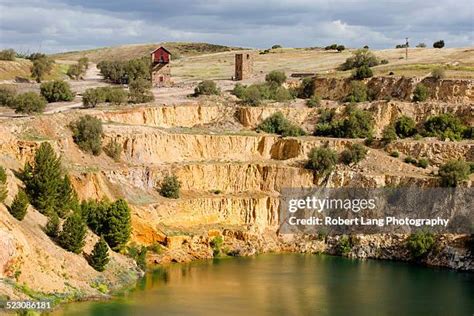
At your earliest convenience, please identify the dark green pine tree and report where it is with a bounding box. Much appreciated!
[80,199,109,235]
[58,213,86,254]
[45,212,60,238]
[9,189,29,220]
[57,175,79,217]
[24,142,63,215]
[0,166,7,203]
[89,237,110,272]
[103,199,131,251]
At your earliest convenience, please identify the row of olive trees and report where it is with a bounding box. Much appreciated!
[0,80,75,114]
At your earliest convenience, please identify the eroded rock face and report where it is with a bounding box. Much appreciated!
[387,140,474,164]
[96,104,231,128]
[313,77,474,103]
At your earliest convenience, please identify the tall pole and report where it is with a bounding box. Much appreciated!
[405,37,409,60]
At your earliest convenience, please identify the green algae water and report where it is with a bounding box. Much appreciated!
[56,254,474,316]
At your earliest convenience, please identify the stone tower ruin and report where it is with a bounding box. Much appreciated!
[235,53,253,80]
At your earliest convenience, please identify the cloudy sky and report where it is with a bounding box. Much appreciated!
[0,0,473,53]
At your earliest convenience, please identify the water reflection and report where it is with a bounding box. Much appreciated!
[56,254,474,316]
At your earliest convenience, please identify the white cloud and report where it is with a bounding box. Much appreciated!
[0,0,472,52]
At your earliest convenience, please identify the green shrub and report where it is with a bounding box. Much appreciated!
[463,127,473,139]
[45,213,60,238]
[337,235,352,256]
[351,65,373,80]
[339,49,379,71]
[13,92,47,114]
[404,156,417,165]
[298,77,315,98]
[394,116,417,138]
[232,83,246,99]
[345,81,368,102]
[0,166,7,184]
[241,85,263,106]
[438,160,470,187]
[0,86,16,108]
[273,86,293,102]
[257,112,305,137]
[82,88,106,108]
[66,58,88,80]
[417,158,429,169]
[234,81,294,105]
[412,84,429,102]
[83,87,128,107]
[265,70,286,86]
[0,166,7,203]
[380,59,389,64]
[159,175,181,199]
[314,107,373,139]
[423,113,466,141]
[469,162,474,174]
[340,144,367,165]
[129,78,155,104]
[416,43,427,48]
[78,57,89,69]
[104,140,122,161]
[40,80,75,102]
[381,125,397,145]
[306,146,338,175]
[325,44,338,50]
[67,64,84,80]
[364,135,374,146]
[70,115,103,155]
[433,40,445,49]
[9,189,29,220]
[341,108,374,138]
[431,67,445,80]
[31,57,54,83]
[271,44,282,49]
[336,45,345,52]
[104,87,128,105]
[194,80,220,96]
[306,95,321,107]
[0,49,16,61]
[407,231,435,258]
[89,237,110,272]
[390,151,399,158]
[127,245,147,270]
[58,213,86,253]
[210,236,224,257]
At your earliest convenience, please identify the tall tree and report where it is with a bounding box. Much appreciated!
[9,189,29,220]
[31,57,53,83]
[58,213,86,254]
[103,199,131,251]
[89,237,110,272]
[58,175,79,216]
[22,142,76,216]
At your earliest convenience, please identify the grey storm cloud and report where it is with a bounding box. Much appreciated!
[0,0,472,53]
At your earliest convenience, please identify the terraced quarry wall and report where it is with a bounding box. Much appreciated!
[313,77,474,103]
[0,93,472,295]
